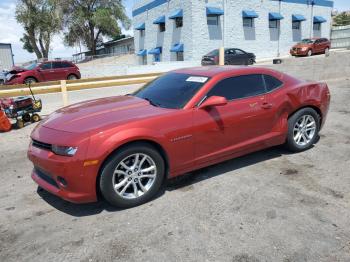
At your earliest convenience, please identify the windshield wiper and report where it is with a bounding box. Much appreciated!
[143,97,161,107]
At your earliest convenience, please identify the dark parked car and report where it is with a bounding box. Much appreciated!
[5,60,81,85]
[201,48,256,66]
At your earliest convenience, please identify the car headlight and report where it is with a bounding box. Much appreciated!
[302,47,308,51]
[51,145,78,156]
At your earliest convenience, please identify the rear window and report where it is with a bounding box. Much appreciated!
[133,73,209,109]
[62,62,74,68]
[263,75,283,92]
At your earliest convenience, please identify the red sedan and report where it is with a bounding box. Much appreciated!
[28,66,330,208]
[5,60,81,85]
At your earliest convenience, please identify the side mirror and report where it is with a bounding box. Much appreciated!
[199,96,228,109]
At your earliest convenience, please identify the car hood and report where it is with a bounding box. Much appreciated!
[41,95,174,133]
[8,67,28,74]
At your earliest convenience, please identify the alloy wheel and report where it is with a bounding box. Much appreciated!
[112,153,157,199]
[293,115,317,146]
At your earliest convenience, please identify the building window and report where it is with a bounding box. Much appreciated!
[207,16,219,26]
[140,30,145,37]
[313,23,321,31]
[269,20,278,29]
[175,17,183,28]
[176,52,184,61]
[159,23,166,32]
[292,21,301,30]
[243,18,253,27]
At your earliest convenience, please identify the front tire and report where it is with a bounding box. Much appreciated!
[24,77,37,85]
[285,108,320,152]
[99,143,165,208]
[307,50,312,57]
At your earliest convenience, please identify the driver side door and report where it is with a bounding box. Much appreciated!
[193,74,274,165]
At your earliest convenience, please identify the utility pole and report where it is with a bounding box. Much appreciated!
[277,0,282,57]
[310,0,315,38]
[219,0,226,65]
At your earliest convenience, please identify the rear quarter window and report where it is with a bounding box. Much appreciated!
[263,75,283,92]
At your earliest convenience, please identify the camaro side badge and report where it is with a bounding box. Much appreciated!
[171,134,193,142]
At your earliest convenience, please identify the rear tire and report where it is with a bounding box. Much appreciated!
[24,77,37,85]
[285,108,320,152]
[16,119,24,129]
[325,48,330,57]
[67,74,78,80]
[99,143,165,208]
[31,114,40,123]
[248,58,255,65]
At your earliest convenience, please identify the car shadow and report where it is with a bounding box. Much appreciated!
[37,143,316,217]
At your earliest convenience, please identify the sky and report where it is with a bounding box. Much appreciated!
[0,0,349,64]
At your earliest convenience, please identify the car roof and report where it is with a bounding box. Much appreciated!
[173,66,282,78]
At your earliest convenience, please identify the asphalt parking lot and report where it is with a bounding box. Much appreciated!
[0,78,350,262]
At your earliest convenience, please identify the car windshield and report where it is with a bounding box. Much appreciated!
[24,63,37,70]
[133,73,210,109]
[206,49,219,56]
[299,39,314,44]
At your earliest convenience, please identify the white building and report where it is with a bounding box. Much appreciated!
[0,43,14,71]
[132,0,333,64]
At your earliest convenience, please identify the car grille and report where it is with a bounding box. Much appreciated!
[34,167,59,189]
[32,139,52,151]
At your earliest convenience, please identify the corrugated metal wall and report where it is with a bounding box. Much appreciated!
[0,44,14,71]
[331,25,350,49]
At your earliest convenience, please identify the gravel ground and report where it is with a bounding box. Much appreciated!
[0,79,350,262]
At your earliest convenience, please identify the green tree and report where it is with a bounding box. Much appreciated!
[16,0,62,59]
[333,12,350,26]
[63,0,130,56]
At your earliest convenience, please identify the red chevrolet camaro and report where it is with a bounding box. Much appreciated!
[28,66,330,208]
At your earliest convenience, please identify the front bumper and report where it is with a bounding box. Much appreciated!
[28,126,98,204]
[290,49,308,56]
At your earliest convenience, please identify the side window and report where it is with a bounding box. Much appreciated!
[40,62,52,70]
[235,49,245,55]
[263,74,283,92]
[61,62,73,68]
[225,49,235,55]
[52,62,63,69]
[207,74,265,100]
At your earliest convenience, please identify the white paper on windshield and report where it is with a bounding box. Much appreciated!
[186,76,208,83]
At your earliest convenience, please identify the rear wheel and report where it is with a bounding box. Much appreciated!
[16,119,24,129]
[22,113,31,122]
[286,108,320,152]
[99,143,165,208]
[325,48,330,57]
[248,58,255,65]
[24,77,37,85]
[67,74,78,80]
[31,114,40,123]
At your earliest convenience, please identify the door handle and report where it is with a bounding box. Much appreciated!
[261,102,273,109]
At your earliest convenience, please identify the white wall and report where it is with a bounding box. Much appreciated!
[133,0,332,63]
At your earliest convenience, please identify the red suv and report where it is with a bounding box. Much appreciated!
[290,38,331,57]
[5,60,81,85]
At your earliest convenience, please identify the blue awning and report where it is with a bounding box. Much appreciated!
[135,23,145,30]
[269,12,284,20]
[242,10,259,19]
[137,49,147,56]
[153,15,165,24]
[148,47,162,55]
[169,9,183,19]
[206,7,224,16]
[292,14,306,22]
[170,43,184,52]
[314,16,327,23]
